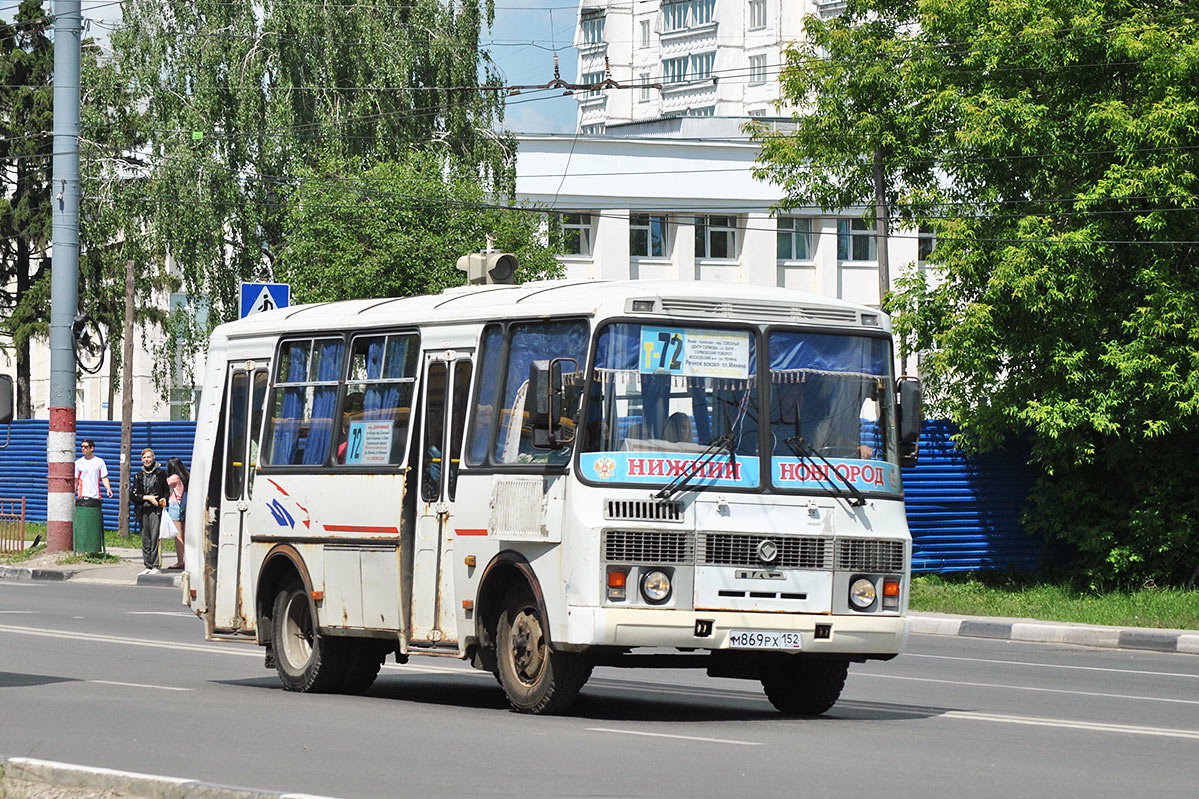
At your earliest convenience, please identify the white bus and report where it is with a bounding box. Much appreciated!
[182,265,922,715]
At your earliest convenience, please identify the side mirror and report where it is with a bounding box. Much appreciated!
[896,376,922,468]
[529,358,578,450]
[0,375,13,425]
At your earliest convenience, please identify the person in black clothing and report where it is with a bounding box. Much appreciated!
[131,447,167,573]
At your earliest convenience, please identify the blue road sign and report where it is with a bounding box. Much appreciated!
[240,282,290,319]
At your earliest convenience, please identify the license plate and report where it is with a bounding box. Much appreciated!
[727,630,802,650]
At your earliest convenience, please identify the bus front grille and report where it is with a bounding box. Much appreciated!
[699,533,833,569]
[603,530,694,564]
[835,538,906,572]
[604,499,683,523]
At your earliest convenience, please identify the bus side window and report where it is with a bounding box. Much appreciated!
[465,324,503,467]
[493,319,588,466]
[262,337,345,467]
[337,332,419,467]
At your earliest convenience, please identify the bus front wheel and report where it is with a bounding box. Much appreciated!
[496,585,592,715]
[271,582,347,693]
[761,656,848,716]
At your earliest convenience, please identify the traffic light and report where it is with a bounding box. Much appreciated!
[456,252,518,285]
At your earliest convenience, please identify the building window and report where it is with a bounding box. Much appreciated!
[663,0,715,33]
[561,213,593,256]
[580,13,606,45]
[695,215,738,259]
[640,19,650,48]
[630,213,669,258]
[664,56,688,84]
[748,0,767,30]
[691,51,715,81]
[837,218,877,261]
[639,72,651,102]
[747,108,766,117]
[777,217,813,260]
[918,225,936,262]
[749,54,767,85]
[582,70,605,97]
[687,106,715,117]
[664,52,714,84]
[581,123,606,135]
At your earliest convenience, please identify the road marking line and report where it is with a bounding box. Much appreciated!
[127,611,195,617]
[587,727,761,746]
[906,652,1199,680]
[859,671,1199,705]
[942,710,1199,740]
[0,623,260,657]
[88,680,192,692]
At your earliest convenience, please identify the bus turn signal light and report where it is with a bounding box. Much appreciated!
[882,579,900,610]
[607,569,628,602]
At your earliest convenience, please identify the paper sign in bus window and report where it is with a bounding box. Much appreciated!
[346,421,394,464]
[640,327,750,379]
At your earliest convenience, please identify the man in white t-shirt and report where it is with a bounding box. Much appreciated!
[75,439,113,501]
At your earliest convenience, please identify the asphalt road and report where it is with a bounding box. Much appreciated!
[2,579,1197,798]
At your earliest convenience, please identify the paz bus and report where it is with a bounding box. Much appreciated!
[181,257,922,715]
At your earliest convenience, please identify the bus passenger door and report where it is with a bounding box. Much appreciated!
[410,351,473,647]
[213,362,269,631]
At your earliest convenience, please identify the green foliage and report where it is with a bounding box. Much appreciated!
[278,154,560,303]
[757,0,1199,587]
[0,0,53,418]
[910,573,1199,630]
[90,1,529,399]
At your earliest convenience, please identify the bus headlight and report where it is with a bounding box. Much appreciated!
[640,569,672,605]
[849,577,877,610]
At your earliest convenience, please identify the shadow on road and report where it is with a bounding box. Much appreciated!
[214,671,952,723]
[0,671,77,689]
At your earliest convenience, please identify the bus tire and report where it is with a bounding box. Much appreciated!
[271,582,347,693]
[761,657,848,716]
[338,639,387,695]
[496,585,591,715]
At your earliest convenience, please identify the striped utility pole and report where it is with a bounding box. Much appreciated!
[47,1,82,553]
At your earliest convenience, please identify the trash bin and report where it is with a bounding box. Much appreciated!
[73,498,104,554]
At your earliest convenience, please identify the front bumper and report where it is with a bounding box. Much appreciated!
[565,605,908,656]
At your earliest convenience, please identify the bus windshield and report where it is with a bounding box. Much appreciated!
[578,322,900,498]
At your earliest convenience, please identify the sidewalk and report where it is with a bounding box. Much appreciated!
[1,548,1196,655]
[0,546,181,588]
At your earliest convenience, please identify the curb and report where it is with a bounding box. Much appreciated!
[0,566,74,582]
[137,571,183,587]
[0,756,342,799]
[910,613,1199,655]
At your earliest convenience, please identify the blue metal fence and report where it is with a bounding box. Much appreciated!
[0,418,1043,571]
[0,420,195,532]
[904,420,1041,572]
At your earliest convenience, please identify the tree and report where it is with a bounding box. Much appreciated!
[748,0,946,312]
[277,154,560,303]
[0,0,53,419]
[756,0,1199,586]
[93,1,546,400]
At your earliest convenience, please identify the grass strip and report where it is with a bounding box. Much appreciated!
[911,574,1199,631]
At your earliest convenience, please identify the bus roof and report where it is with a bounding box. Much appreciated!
[216,278,890,340]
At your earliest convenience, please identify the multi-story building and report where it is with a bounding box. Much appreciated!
[575,0,845,132]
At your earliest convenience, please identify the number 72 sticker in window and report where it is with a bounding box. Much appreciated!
[639,327,750,379]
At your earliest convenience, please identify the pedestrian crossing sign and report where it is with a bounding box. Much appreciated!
[240,282,290,319]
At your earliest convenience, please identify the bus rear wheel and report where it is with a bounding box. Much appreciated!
[272,582,347,693]
[761,657,848,716]
[496,585,591,715]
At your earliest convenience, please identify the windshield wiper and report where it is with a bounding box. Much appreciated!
[654,432,734,501]
[784,435,867,507]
